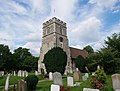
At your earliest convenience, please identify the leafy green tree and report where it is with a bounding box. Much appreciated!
[85,53,98,72]
[75,55,87,72]
[0,44,14,72]
[83,45,94,54]
[43,47,67,75]
[13,47,32,70]
[23,56,38,72]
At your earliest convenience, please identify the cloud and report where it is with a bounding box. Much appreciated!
[0,0,119,56]
[50,0,77,21]
[71,16,102,43]
[23,42,41,56]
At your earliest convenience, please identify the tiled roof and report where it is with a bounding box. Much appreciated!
[70,47,89,58]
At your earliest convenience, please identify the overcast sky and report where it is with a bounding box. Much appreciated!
[0,0,120,56]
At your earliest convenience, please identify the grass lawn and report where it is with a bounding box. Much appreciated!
[0,74,114,91]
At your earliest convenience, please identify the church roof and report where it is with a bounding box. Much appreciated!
[69,47,89,58]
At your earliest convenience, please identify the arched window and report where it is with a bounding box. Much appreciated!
[59,37,63,42]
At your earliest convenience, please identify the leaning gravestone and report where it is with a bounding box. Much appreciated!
[17,80,27,91]
[51,84,60,91]
[83,88,100,91]
[5,74,10,91]
[112,74,120,91]
[53,72,63,86]
[67,76,74,86]
[49,72,53,80]
[73,70,80,81]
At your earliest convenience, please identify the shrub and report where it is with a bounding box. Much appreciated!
[90,69,107,89]
[24,75,38,90]
[95,69,107,83]
[90,77,103,89]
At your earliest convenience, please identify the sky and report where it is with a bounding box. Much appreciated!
[0,0,120,56]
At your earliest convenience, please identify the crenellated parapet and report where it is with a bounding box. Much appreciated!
[43,17,66,28]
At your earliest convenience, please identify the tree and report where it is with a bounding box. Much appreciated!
[83,45,94,54]
[23,56,38,72]
[43,47,67,75]
[75,55,87,72]
[85,52,99,72]
[13,47,32,70]
[0,44,14,72]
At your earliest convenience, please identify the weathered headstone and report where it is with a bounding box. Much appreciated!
[25,71,28,77]
[51,84,60,91]
[17,80,27,91]
[85,73,89,78]
[13,71,16,76]
[112,74,120,91]
[35,71,38,75]
[0,71,2,77]
[82,76,87,81]
[49,72,53,80]
[67,76,74,86]
[73,70,80,81]
[83,88,100,91]
[18,70,22,77]
[22,71,25,77]
[53,72,63,86]
[5,74,10,91]
[0,71,4,76]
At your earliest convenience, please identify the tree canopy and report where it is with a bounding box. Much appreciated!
[0,45,38,72]
[85,33,120,74]
[43,47,67,75]
[75,55,87,72]
[83,45,94,54]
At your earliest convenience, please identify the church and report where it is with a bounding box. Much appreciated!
[38,17,88,74]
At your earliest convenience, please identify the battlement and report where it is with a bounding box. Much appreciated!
[43,17,66,27]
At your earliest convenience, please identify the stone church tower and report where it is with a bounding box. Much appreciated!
[38,17,72,74]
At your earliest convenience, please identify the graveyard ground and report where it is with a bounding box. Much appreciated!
[0,74,113,91]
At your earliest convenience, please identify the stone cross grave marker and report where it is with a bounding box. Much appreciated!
[53,72,63,86]
[67,76,74,86]
[112,74,120,91]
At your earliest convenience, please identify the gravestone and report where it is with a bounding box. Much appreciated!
[53,72,63,86]
[82,76,87,81]
[73,70,80,81]
[112,74,120,91]
[25,71,28,77]
[51,84,60,91]
[13,71,16,76]
[5,74,10,91]
[85,73,89,78]
[92,72,95,76]
[0,71,4,76]
[17,80,27,91]
[22,71,25,77]
[0,72,2,77]
[83,88,100,91]
[35,71,38,75]
[67,76,74,86]
[49,72,53,80]
[18,70,22,77]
